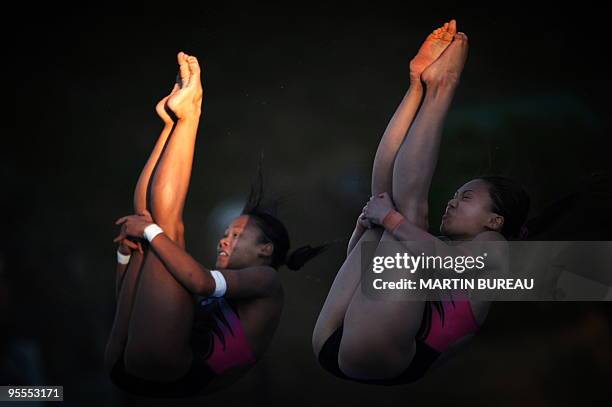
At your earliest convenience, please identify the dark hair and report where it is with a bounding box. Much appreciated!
[476,175,530,240]
[241,156,327,270]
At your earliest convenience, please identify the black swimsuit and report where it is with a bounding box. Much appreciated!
[316,304,441,385]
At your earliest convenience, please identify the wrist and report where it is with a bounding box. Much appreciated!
[117,250,131,265]
[117,246,131,256]
[382,210,405,233]
[143,223,164,242]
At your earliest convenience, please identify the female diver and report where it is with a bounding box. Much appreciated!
[104,52,323,397]
[312,20,530,384]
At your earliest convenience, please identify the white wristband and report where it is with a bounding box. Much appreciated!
[144,224,164,242]
[117,250,131,265]
[209,270,227,297]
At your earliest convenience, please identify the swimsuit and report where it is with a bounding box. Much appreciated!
[110,297,256,398]
[317,299,480,385]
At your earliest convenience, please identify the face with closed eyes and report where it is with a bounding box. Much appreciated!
[440,179,504,240]
[215,215,273,269]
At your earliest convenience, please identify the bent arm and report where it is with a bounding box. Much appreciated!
[382,213,507,278]
[148,233,279,298]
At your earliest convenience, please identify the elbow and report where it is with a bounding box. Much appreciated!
[193,272,215,296]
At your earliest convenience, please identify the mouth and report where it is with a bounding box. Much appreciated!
[217,250,229,257]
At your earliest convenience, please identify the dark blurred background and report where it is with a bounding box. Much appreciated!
[6,5,612,406]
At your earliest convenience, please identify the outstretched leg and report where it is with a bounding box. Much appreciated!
[124,52,204,381]
[339,32,469,380]
[104,86,179,373]
[312,22,456,355]
[392,30,467,229]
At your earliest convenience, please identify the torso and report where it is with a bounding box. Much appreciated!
[190,285,283,393]
[233,287,284,358]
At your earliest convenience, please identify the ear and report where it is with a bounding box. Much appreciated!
[258,242,274,257]
[487,214,504,232]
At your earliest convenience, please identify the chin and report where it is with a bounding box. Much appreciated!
[215,257,229,269]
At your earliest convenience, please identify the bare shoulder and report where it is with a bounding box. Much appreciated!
[255,266,282,291]
[223,265,278,279]
[221,266,282,299]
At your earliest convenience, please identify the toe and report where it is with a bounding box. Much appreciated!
[188,56,200,71]
[449,19,457,35]
[187,56,201,85]
[177,52,190,86]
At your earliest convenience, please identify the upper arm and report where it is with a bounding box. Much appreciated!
[471,231,508,272]
[219,266,281,300]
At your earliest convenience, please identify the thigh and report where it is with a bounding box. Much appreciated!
[312,227,384,355]
[125,250,195,375]
[340,231,425,376]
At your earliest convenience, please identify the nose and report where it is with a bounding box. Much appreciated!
[219,238,229,249]
[447,198,458,209]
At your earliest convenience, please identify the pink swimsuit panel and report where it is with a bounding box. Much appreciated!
[200,298,256,375]
[422,300,480,353]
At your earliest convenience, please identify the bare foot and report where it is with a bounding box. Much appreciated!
[410,20,456,81]
[421,32,469,87]
[155,84,179,125]
[166,52,203,119]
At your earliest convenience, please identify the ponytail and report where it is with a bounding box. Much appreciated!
[284,244,328,271]
[242,152,327,270]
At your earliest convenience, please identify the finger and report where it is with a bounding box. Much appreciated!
[123,240,138,250]
[142,208,153,221]
[138,242,144,254]
[115,216,128,225]
[113,234,126,243]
